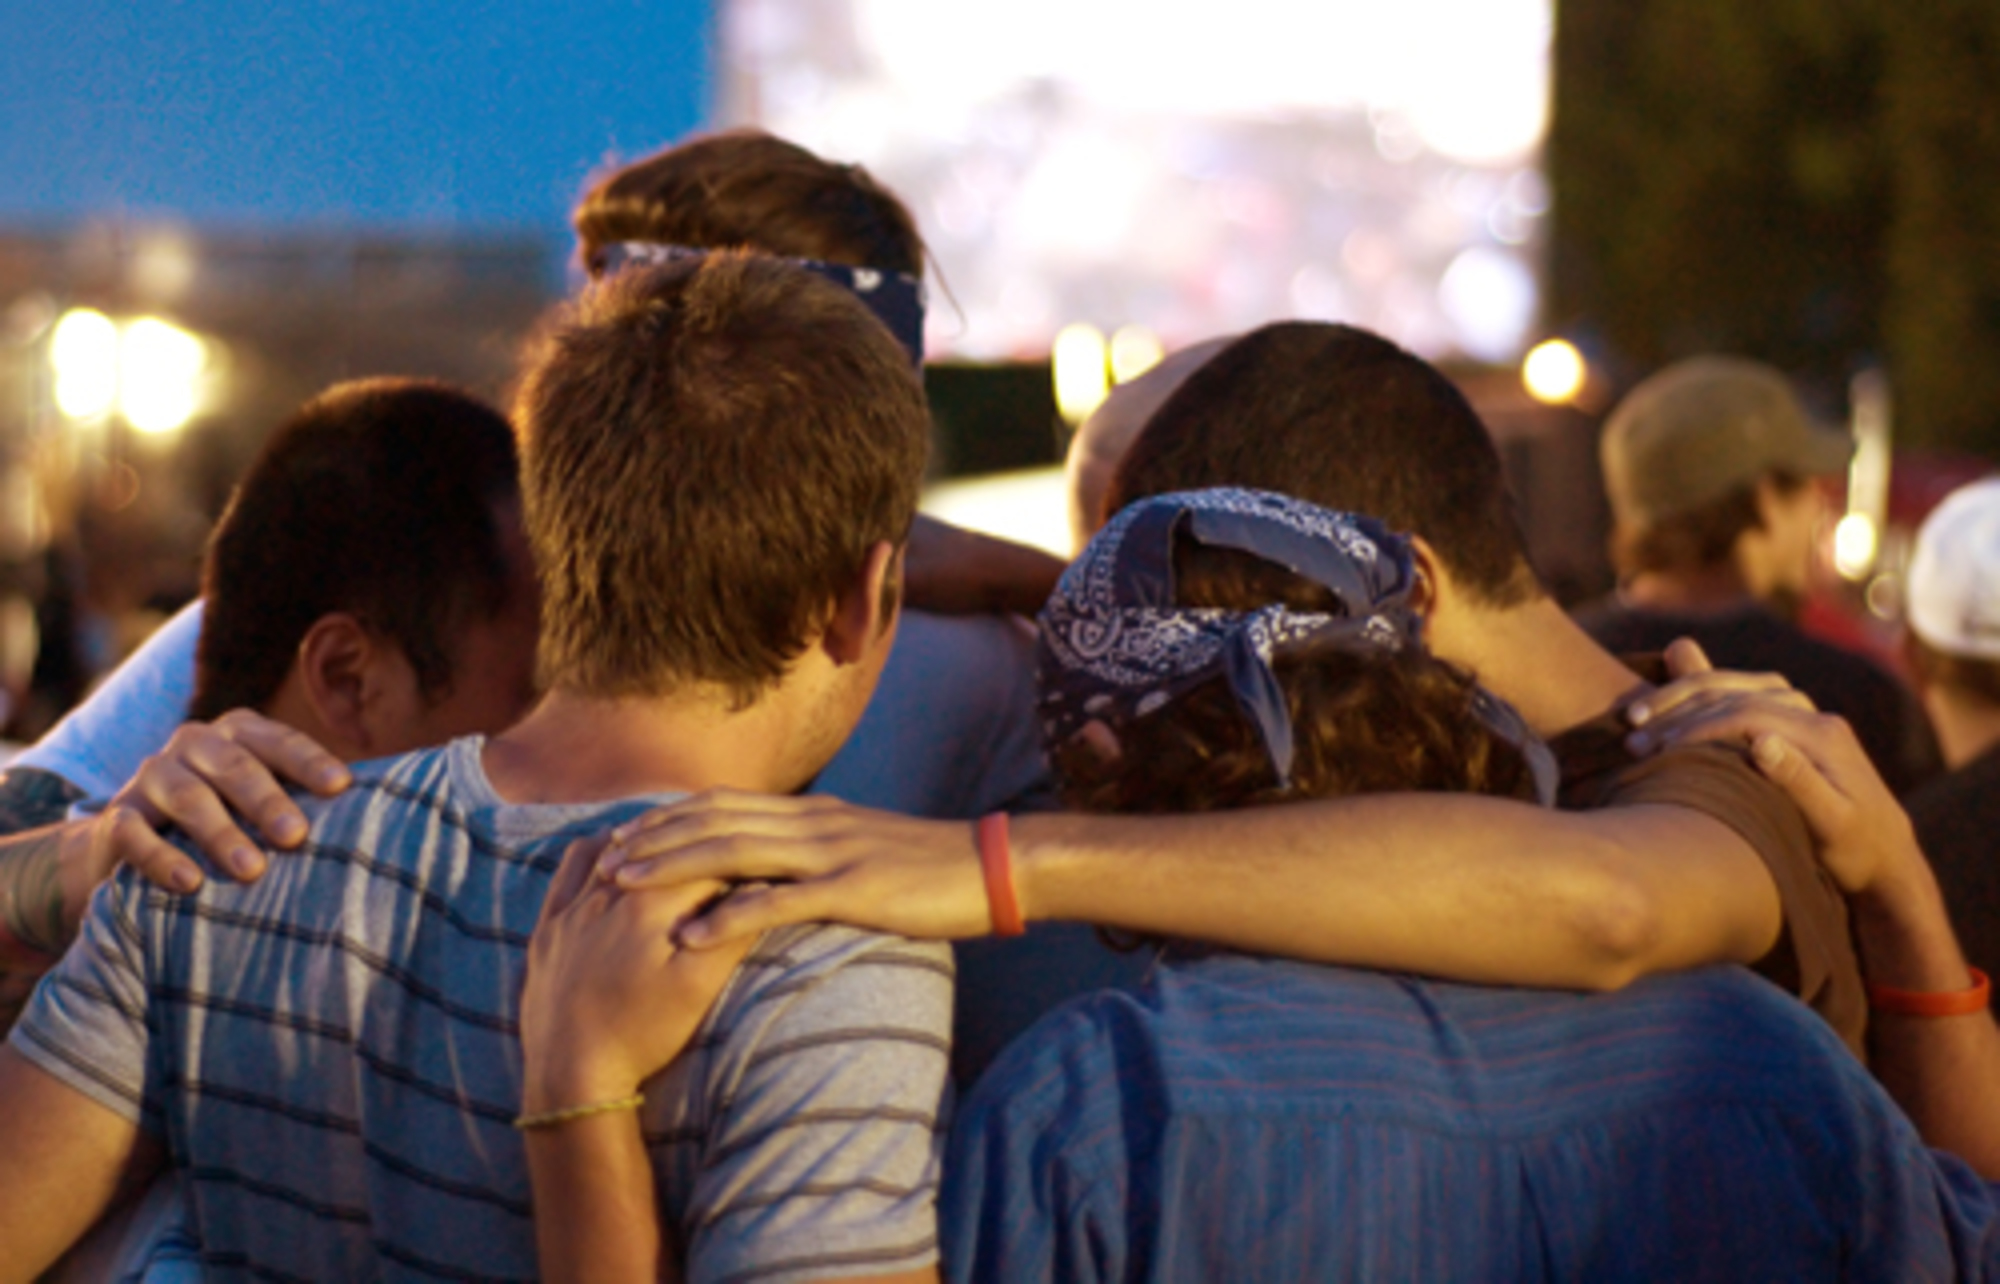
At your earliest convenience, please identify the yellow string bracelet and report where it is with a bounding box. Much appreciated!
[512,1093,646,1131]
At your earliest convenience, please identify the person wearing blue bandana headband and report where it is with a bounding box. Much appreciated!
[937,486,2000,1283]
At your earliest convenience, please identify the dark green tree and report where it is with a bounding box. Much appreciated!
[1550,0,2000,457]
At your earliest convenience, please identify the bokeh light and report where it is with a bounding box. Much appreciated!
[1052,323,1110,425]
[118,318,208,436]
[49,308,120,419]
[1521,338,1586,404]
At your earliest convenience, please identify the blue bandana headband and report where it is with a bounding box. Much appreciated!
[1037,487,1558,805]
[598,241,927,369]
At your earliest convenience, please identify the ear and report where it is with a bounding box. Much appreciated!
[822,541,901,666]
[1405,535,1449,638]
[295,613,406,758]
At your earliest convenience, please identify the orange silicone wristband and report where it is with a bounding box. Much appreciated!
[978,812,1024,937]
[1867,967,1992,1017]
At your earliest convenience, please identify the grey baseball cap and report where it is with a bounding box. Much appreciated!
[1600,356,1853,529]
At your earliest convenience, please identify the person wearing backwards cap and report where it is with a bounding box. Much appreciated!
[1900,477,2000,981]
[1574,354,1942,795]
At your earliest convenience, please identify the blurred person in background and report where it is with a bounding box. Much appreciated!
[1898,478,2000,980]
[1575,355,1941,795]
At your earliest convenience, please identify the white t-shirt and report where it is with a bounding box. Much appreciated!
[11,600,204,802]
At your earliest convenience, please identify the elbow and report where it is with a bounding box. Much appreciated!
[1566,866,1668,992]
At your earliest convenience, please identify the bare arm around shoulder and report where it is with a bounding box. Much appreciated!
[0,1046,164,1282]
[595,782,1781,994]
[1641,681,2000,1179]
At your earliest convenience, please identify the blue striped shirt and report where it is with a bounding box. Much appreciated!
[13,738,953,1283]
[943,957,2000,1282]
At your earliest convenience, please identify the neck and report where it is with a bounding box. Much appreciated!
[1430,595,1647,736]
[260,682,367,763]
[1619,563,1755,612]
[480,684,823,806]
[1921,689,2000,772]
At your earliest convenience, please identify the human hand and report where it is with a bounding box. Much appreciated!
[519,838,750,1110]
[594,790,991,949]
[1619,638,1921,900]
[1622,637,1816,753]
[98,710,351,894]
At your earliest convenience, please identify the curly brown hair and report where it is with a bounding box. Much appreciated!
[1054,541,1532,816]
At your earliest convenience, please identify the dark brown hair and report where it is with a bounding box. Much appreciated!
[1106,322,1540,608]
[1613,471,1807,575]
[191,379,521,720]
[573,129,926,279]
[513,251,929,704]
[1056,541,1532,816]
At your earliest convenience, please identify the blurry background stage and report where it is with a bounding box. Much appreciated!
[0,0,1995,737]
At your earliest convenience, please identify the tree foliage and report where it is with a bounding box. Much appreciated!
[1550,0,2000,455]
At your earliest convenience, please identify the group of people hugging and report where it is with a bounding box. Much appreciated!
[1,128,1998,1283]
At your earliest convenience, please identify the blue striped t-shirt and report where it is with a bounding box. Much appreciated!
[13,737,954,1283]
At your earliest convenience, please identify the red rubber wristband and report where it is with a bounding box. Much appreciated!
[978,812,1024,937]
[1867,967,1992,1017]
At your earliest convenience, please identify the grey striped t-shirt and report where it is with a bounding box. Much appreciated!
[11,737,953,1283]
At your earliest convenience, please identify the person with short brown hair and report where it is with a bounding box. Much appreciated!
[0,253,950,1284]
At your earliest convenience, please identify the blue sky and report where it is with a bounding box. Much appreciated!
[0,0,714,231]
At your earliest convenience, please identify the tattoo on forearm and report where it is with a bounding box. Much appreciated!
[0,827,68,959]
[0,767,85,837]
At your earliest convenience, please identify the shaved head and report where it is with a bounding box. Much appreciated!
[1064,337,1234,553]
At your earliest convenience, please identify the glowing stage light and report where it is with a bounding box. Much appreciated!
[1109,325,1164,385]
[1521,338,1587,405]
[49,309,120,419]
[1053,323,1110,425]
[1833,512,1879,581]
[118,317,208,436]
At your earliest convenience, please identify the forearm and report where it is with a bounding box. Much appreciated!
[1011,794,1775,991]
[1849,861,2000,1178]
[524,1109,675,1284]
[0,826,68,961]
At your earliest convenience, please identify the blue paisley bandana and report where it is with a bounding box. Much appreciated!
[598,241,927,368]
[1036,487,1557,804]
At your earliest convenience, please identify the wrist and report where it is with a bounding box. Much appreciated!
[520,1039,643,1114]
[1848,858,1976,995]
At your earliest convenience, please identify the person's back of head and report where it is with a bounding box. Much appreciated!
[1105,322,1540,609]
[1600,356,1850,591]
[1038,488,1544,819]
[1906,477,2000,728]
[513,250,930,708]
[573,129,925,279]
[192,378,532,739]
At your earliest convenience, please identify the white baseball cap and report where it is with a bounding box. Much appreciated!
[1908,477,2000,659]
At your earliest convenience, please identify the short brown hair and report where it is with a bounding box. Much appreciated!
[1612,470,1806,576]
[192,379,521,720]
[1057,541,1532,815]
[1107,323,1540,608]
[573,129,925,279]
[514,252,929,704]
